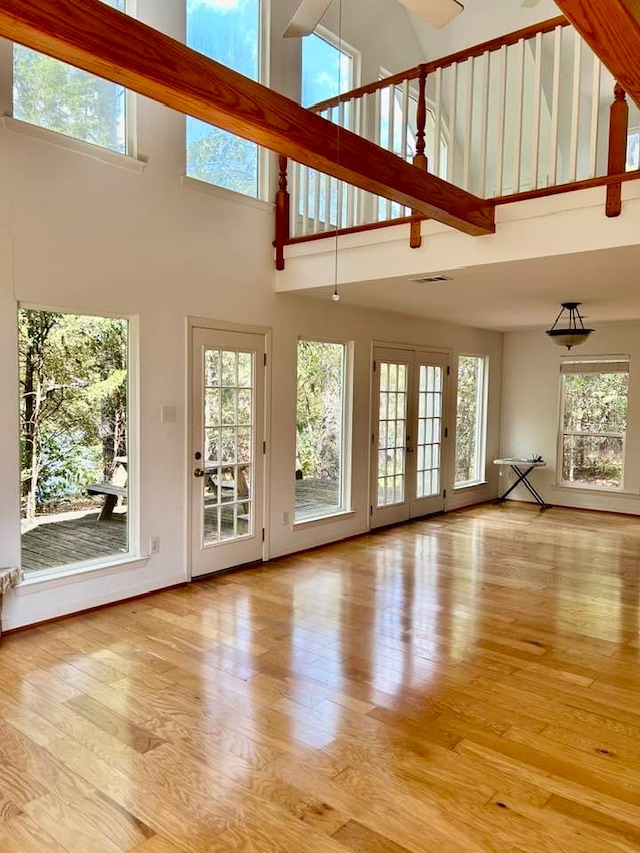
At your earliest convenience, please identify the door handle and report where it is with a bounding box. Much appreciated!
[193,468,205,478]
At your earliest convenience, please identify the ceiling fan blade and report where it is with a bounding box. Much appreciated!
[398,0,464,28]
[283,0,334,38]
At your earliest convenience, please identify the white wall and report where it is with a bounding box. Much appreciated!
[0,1,501,630]
[501,324,640,513]
[409,0,559,61]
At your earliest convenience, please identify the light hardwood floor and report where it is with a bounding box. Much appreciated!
[2,503,640,852]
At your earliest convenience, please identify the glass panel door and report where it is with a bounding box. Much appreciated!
[410,356,447,518]
[371,349,413,529]
[371,348,448,529]
[191,328,265,577]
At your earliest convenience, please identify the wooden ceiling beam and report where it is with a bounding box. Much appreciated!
[0,0,495,236]
[554,0,640,108]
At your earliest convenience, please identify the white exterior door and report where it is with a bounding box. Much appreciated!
[190,327,265,577]
[370,347,448,529]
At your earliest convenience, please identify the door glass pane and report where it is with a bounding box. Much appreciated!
[202,348,254,546]
[377,362,408,507]
[417,364,443,499]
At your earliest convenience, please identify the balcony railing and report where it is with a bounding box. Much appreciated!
[274,15,640,265]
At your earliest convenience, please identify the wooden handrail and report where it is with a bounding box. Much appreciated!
[309,15,569,115]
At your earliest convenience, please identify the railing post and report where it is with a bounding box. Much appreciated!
[274,155,290,270]
[606,83,628,218]
[411,67,428,249]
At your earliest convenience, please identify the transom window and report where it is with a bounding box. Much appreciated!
[559,358,629,490]
[13,0,130,154]
[455,355,487,488]
[186,0,265,198]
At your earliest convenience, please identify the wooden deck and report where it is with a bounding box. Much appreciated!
[21,511,128,574]
[3,503,640,851]
[20,481,339,574]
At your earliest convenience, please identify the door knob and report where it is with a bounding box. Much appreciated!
[193,468,205,478]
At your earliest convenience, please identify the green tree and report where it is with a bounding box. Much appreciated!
[455,356,482,485]
[296,342,344,481]
[187,125,258,196]
[13,0,126,154]
[19,310,128,520]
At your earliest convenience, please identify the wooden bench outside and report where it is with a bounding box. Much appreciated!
[87,483,127,521]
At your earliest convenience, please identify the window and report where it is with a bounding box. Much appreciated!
[19,309,131,576]
[559,359,629,490]
[295,340,350,522]
[455,355,487,487]
[628,129,640,171]
[13,0,129,154]
[302,30,358,108]
[186,0,264,198]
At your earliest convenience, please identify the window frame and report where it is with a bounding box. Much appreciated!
[10,0,137,158]
[293,335,354,526]
[454,353,488,490]
[301,25,361,109]
[17,302,139,582]
[185,0,271,201]
[556,356,630,493]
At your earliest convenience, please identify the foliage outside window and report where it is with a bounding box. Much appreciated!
[559,360,629,489]
[186,0,263,197]
[628,129,640,171]
[295,340,348,522]
[455,355,486,487]
[13,0,128,154]
[19,309,130,575]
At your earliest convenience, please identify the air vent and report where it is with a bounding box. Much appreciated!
[410,274,452,283]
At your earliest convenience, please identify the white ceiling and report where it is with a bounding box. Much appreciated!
[406,0,560,59]
[294,244,640,331]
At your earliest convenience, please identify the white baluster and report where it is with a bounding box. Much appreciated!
[513,38,525,194]
[478,51,490,197]
[495,44,507,197]
[569,29,582,183]
[588,55,602,179]
[548,25,562,187]
[434,66,443,177]
[531,31,543,190]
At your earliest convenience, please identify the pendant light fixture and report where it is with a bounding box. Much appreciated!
[546,302,594,350]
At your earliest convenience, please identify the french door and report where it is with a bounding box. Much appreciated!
[370,347,448,529]
[190,327,265,577]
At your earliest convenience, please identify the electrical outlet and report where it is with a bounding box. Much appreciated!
[150,537,160,555]
[282,511,290,525]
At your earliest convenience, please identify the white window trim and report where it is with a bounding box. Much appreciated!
[454,354,488,490]
[293,336,354,526]
[556,356,630,492]
[17,303,140,582]
[1,116,146,173]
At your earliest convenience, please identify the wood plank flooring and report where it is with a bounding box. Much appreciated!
[2,502,640,852]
